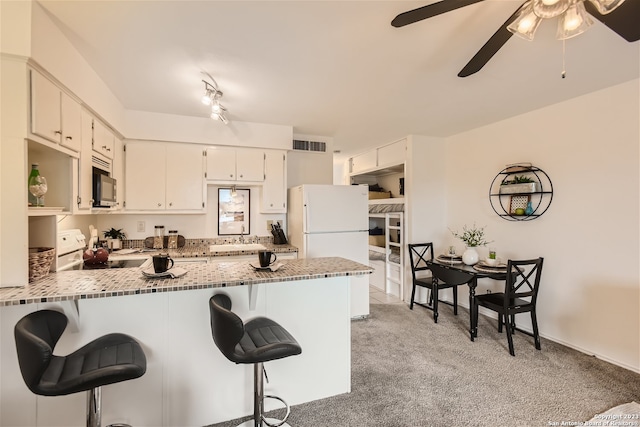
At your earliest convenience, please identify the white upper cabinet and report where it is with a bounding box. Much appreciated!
[112,137,125,209]
[377,139,406,168]
[206,147,236,180]
[125,141,205,211]
[261,150,287,213]
[165,143,204,210]
[206,147,264,182]
[76,109,94,211]
[349,138,406,175]
[350,150,377,175]
[92,119,115,160]
[30,70,81,152]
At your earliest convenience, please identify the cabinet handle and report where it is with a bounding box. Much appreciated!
[102,145,111,152]
[66,136,73,140]
[55,130,62,135]
[158,203,162,207]
[240,174,243,178]
[169,202,173,207]
[230,174,233,178]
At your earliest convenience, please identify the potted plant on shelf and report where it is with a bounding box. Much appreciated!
[103,228,126,250]
[499,175,537,194]
[450,224,491,265]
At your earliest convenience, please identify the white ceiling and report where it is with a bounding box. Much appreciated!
[38,0,639,157]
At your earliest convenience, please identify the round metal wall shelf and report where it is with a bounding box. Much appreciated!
[489,166,553,221]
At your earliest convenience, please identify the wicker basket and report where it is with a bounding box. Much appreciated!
[28,247,55,282]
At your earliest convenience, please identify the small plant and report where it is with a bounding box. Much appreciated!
[103,228,126,240]
[502,175,534,185]
[450,224,492,247]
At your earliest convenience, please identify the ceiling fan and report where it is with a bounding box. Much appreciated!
[391,0,640,77]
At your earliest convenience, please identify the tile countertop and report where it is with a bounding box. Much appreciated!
[0,257,372,306]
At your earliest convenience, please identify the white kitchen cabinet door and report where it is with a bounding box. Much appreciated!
[76,110,94,210]
[206,147,236,180]
[92,119,114,160]
[261,150,286,213]
[350,150,377,174]
[236,148,264,182]
[30,70,62,144]
[112,137,125,209]
[377,138,406,168]
[60,92,82,152]
[125,141,166,210]
[165,144,204,210]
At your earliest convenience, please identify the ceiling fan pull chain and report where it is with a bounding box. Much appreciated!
[561,39,566,79]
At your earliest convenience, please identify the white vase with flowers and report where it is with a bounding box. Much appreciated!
[450,224,491,265]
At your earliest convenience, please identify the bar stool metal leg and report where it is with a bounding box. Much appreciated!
[237,363,291,427]
[87,387,102,427]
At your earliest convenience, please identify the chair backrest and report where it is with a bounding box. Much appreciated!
[428,262,474,287]
[14,310,68,393]
[209,294,245,363]
[504,258,544,307]
[408,243,434,282]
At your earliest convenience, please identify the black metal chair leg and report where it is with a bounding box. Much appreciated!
[432,285,439,323]
[498,313,503,333]
[505,319,515,356]
[453,286,458,315]
[531,311,541,350]
[409,283,416,310]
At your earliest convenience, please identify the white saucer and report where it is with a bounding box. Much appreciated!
[249,262,284,272]
[141,266,187,278]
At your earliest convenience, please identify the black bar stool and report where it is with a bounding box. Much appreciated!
[14,309,147,427]
[209,294,302,427]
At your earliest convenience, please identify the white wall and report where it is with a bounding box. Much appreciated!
[288,133,334,187]
[445,79,639,372]
[124,110,292,149]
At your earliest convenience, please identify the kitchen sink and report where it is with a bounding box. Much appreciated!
[209,243,266,252]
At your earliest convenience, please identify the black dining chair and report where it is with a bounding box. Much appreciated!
[409,243,464,323]
[473,257,544,356]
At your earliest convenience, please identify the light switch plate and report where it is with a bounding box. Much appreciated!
[137,221,145,232]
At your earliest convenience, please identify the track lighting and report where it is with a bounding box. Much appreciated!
[201,78,229,124]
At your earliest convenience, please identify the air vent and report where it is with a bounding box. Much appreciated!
[293,139,326,153]
[92,155,110,171]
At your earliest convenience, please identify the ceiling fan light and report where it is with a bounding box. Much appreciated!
[201,92,212,105]
[557,0,593,39]
[533,0,570,18]
[507,2,543,40]
[587,0,625,14]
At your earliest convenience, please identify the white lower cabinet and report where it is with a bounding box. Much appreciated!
[125,141,205,211]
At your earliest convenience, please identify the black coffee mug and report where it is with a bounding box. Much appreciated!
[153,254,174,273]
[258,250,277,268]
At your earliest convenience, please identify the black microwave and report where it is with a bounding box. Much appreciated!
[92,168,117,207]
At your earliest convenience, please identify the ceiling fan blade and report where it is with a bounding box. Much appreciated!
[391,0,486,27]
[584,0,640,42]
[457,5,524,77]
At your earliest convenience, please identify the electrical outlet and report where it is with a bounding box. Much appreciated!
[137,221,145,232]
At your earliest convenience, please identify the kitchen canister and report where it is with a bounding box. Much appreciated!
[154,225,165,249]
[167,230,179,249]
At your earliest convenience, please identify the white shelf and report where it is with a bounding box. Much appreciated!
[368,197,405,205]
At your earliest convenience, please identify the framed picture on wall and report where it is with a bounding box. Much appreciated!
[218,188,250,235]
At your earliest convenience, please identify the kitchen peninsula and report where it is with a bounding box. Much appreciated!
[0,257,371,427]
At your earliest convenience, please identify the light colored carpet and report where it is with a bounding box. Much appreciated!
[209,304,640,427]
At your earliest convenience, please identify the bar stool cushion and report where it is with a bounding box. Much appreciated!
[210,294,301,364]
[15,310,146,396]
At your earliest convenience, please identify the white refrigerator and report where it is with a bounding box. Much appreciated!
[288,184,369,318]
